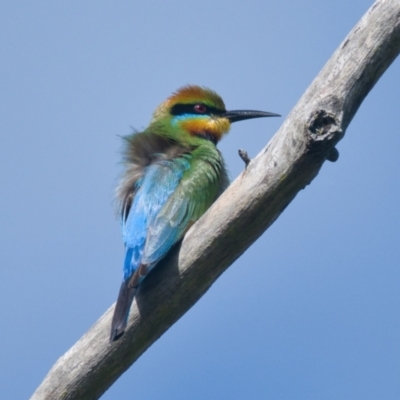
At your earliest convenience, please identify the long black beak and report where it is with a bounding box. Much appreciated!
[222,110,280,123]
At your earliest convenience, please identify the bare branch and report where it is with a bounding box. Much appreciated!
[31,1,400,399]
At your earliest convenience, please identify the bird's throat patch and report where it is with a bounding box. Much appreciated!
[180,117,230,143]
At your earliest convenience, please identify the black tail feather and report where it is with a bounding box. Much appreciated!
[110,281,137,342]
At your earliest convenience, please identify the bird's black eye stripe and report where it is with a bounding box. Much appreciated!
[170,103,224,116]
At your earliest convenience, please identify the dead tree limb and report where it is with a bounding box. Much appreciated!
[31,1,400,399]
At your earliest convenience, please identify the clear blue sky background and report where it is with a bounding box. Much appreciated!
[1,1,399,399]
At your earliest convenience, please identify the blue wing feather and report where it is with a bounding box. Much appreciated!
[122,156,190,281]
[141,197,190,266]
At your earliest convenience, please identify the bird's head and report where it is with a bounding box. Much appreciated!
[149,85,280,145]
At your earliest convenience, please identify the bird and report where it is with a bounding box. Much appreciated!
[110,85,279,342]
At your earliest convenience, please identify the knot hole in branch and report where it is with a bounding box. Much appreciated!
[308,110,338,136]
[307,110,342,162]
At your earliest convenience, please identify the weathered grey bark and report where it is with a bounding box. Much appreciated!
[31,1,400,399]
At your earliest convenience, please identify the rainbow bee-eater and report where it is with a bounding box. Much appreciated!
[110,85,279,341]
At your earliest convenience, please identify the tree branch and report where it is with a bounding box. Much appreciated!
[31,1,400,399]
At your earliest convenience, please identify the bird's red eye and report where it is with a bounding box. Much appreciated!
[194,104,207,113]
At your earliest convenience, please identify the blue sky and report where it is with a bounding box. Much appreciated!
[1,1,399,399]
